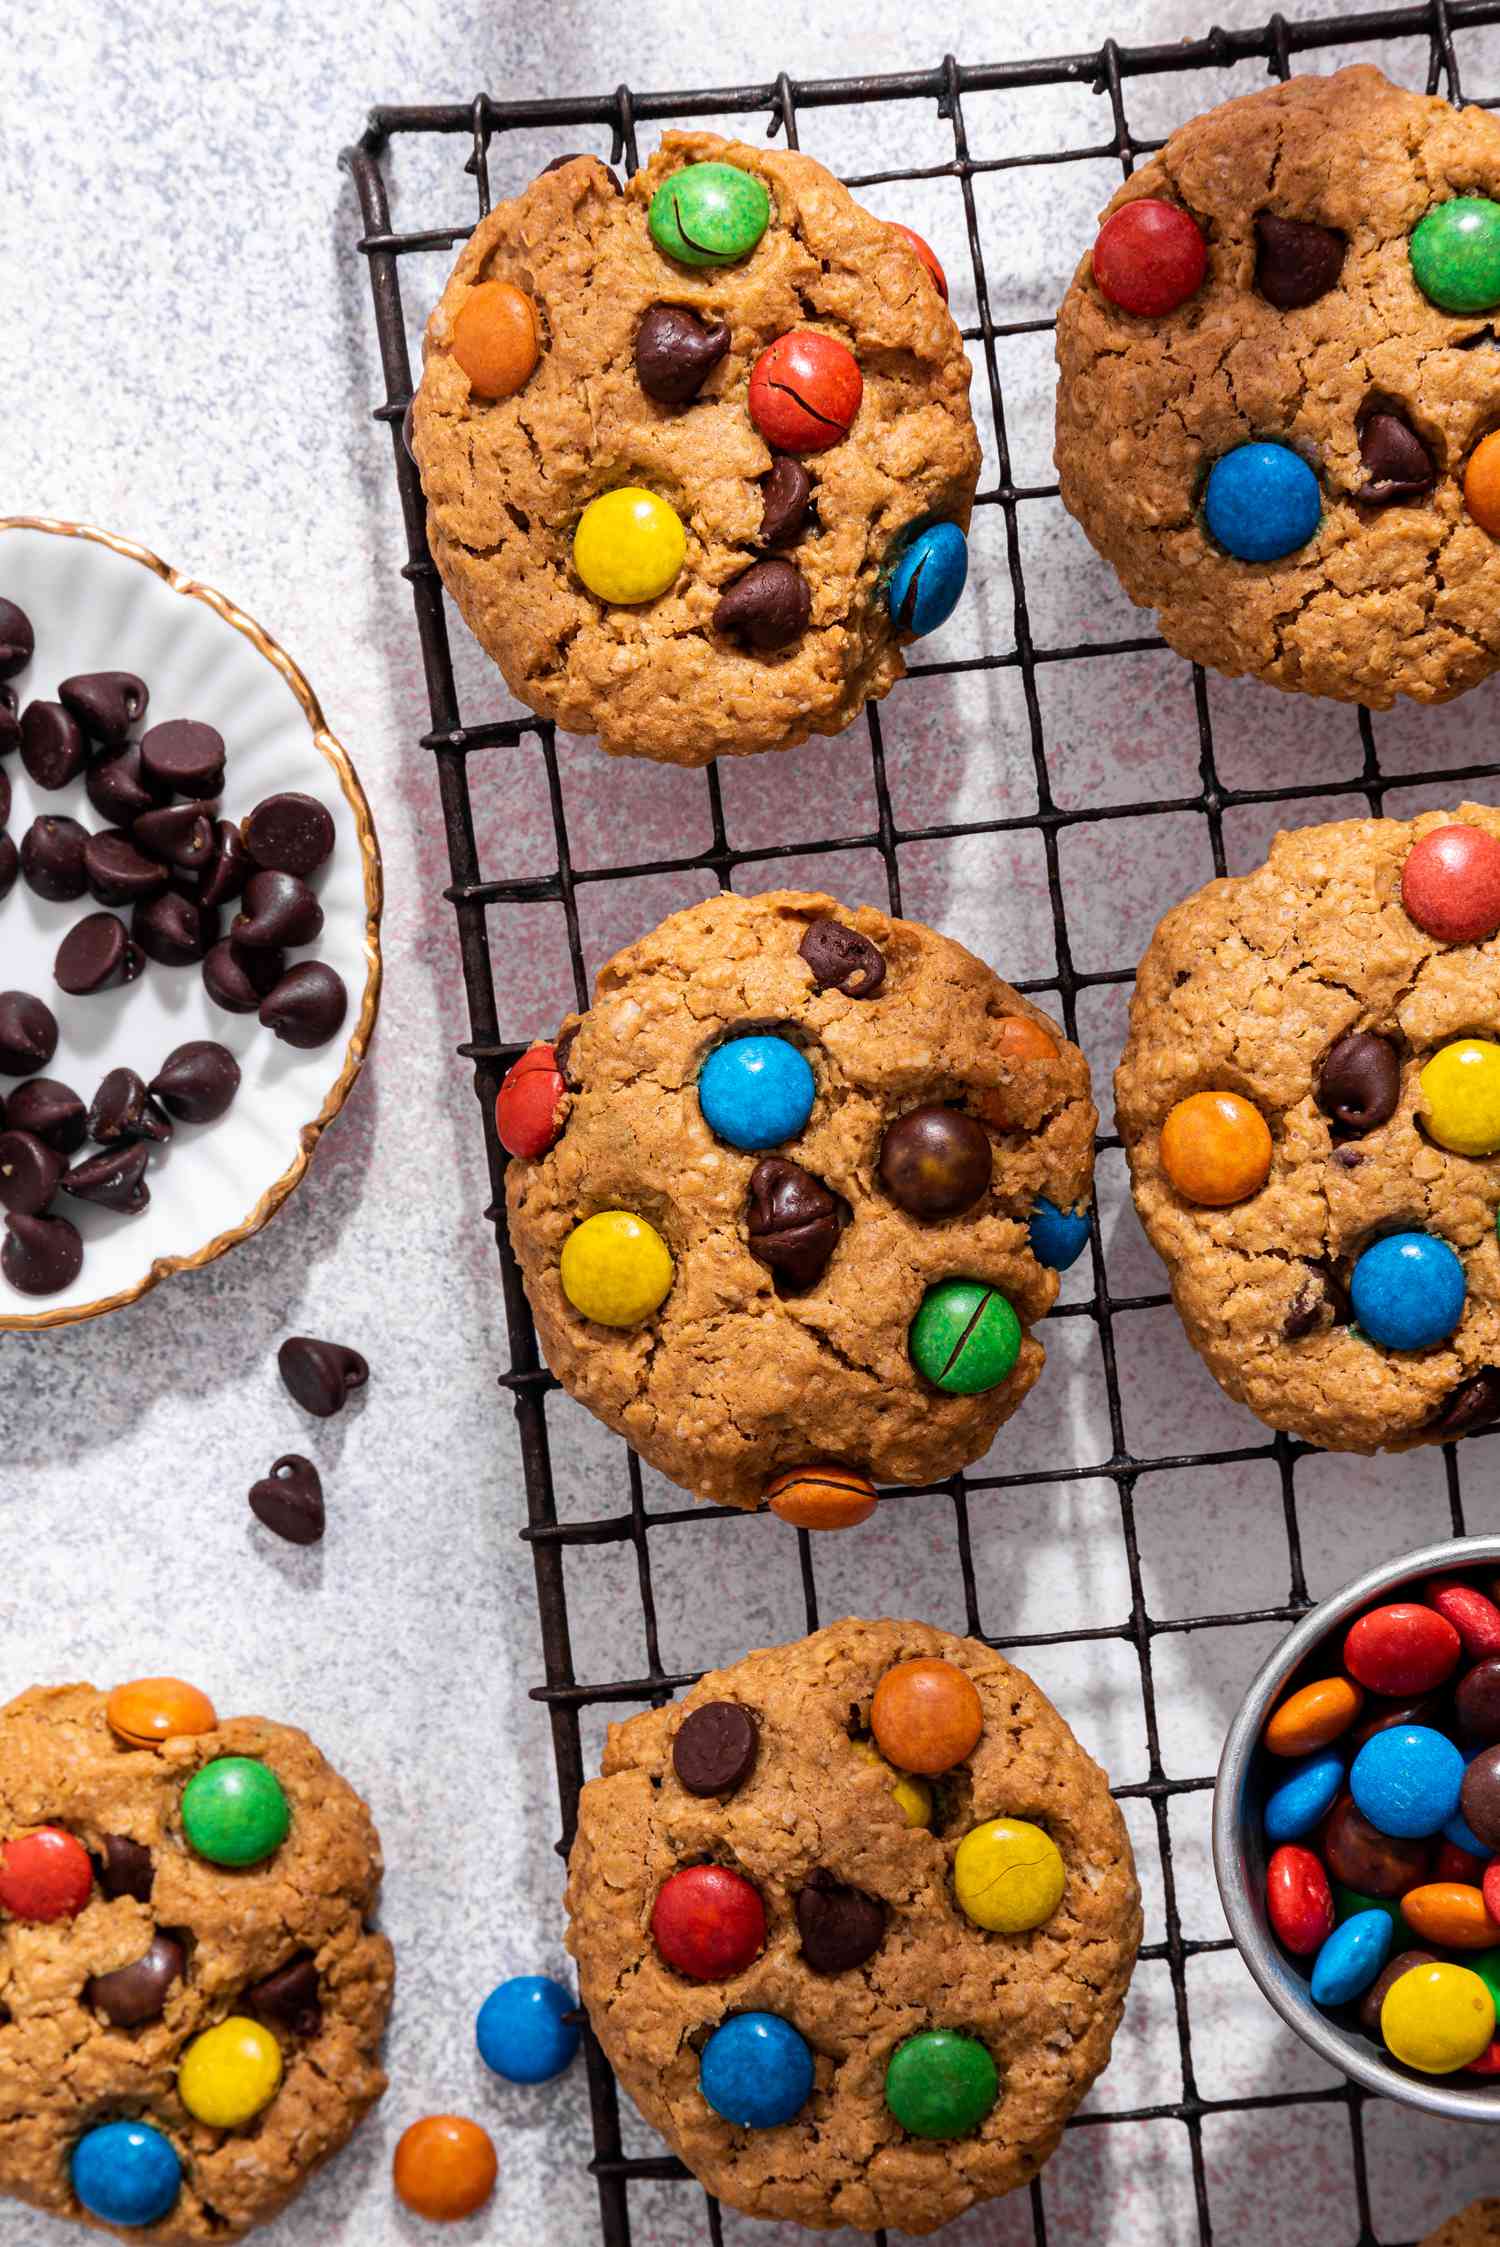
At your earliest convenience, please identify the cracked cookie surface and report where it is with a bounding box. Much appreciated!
[1116,807,1500,1452]
[504,890,1096,1508]
[0,1685,392,2241]
[565,1617,1141,2235]
[412,133,979,763]
[1424,2203,1500,2246]
[1055,67,1500,706]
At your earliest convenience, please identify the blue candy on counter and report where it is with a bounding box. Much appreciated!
[476,1974,581,2085]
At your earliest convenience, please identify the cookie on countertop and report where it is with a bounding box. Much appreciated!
[502,889,1097,1510]
[1422,2204,1500,2247]
[1116,806,1500,1452]
[565,1617,1141,2235]
[1055,67,1500,707]
[412,132,980,763]
[0,1682,392,2240]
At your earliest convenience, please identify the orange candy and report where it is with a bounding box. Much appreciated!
[452,281,539,401]
[1465,430,1500,538]
[1160,1090,1272,1207]
[871,1657,983,1776]
[1263,1676,1364,1759]
[995,1015,1058,1063]
[106,1678,216,1748]
[1400,1882,1500,1951]
[766,1465,877,1532]
[393,2115,498,2222]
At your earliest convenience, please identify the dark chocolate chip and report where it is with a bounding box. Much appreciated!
[671,1701,758,1796]
[1357,410,1437,504]
[20,815,89,902]
[19,702,87,791]
[761,455,813,547]
[794,1867,886,1974]
[0,833,14,905]
[202,937,284,1015]
[149,1041,240,1124]
[799,918,886,1000]
[1332,1146,1364,1169]
[199,820,252,912]
[0,598,34,681]
[86,743,166,826]
[1359,1948,1437,2035]
[746,1157,845,1289]
[242,792,335,879]
[1253,212,1347,310]
[132,800,216,871]
[0,762,9,830]
[249,1454,326,1546]
[88,1068,172,1147]
[0,993,58,1077]
[5,1078,86,1154]
[138,718,225,795]
[84,829,169,907]
[55,913,144,997]
[541,153,620,189]
[232,868,323,949]
[1,1209,82,1294]
[635,304,731,404]
[259,962,348,1049]
[0,684,17,758]
[85,1932,185,2029]
[245,1953,322,2038]
[0,1130,63,1217]
[1316,1031,1401,1135]
[62,1142,151,1215]
[713,558,811,651]
[1282,1258,1350,1339]
[553,1022,581,1090]
[96,1834,153,1903]
[58,671,148,746]
[277,1335,370,1418]
[1423,1368,1500,1441]
[879,1106,993,1219]
[131,889,217,966]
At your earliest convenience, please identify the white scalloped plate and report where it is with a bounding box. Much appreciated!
[0,519,382,1331]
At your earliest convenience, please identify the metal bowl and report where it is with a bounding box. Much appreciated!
[1213,1532,1500,2122]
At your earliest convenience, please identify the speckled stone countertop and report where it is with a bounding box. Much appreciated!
[7,3,1500,2242]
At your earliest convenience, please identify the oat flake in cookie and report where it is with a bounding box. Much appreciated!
[565,1618,1140,2235]
[504,890,1096,1509]
[1055,68,1500,707]
[411,133,980,763]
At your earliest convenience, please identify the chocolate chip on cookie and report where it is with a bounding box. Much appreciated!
[1253,212,1346,309]
[635,304,731,403]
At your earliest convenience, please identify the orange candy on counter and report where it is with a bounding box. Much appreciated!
[452,280,539,401]
[766,1465,877,1532]
[871,1657,983,1776]
[1263,1676,1364,1759]
[1465,429,1500,537]
[106,1678,217,1748]
[1400,1882,1500,1951]
[393,2114,498,2222]
[1160,1090,1272,1207]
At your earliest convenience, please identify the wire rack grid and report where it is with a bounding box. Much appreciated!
[345,11,1500,2243]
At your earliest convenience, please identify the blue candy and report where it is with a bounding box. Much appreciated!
[71,2121,182,2229]
[1348,1232,1466,1352]
[1264,1747,1345,1843]
[1028,1197,1092,1272]
[1310,1909,1393,2008]
[698,1035,816,1152]
[1203,442,1321,563]
[699,2012,814,2129]
[476,1974,581,2085]
[1445,1803,1489,1858]
[1350,1724,1464,1839]
[888,520,969,636]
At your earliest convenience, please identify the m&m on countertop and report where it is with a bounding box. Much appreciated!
[1092,197,1208,317]
[393,2114,499,2221]
[476,1975,581,2084]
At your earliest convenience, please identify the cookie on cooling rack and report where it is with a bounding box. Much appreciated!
[1055,66,1500,707]
[499,889,1096,1511]
[1116,806,1500,1453]
[0,1680,391,2241]
[1422,2205,1500,2247]
[564,1616,1140,2236]
[410,133,980,763]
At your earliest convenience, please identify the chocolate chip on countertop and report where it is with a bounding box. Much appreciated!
[20,815,89,902]
[1315,1030,1401,1134]
[245,1953,322,2037]
[96,1834,153,1903]
[1,1209,83,1295]
[58,671,148,746]
[277,1336,370,1418]
[202,937,284,1015]
[671,1701,758,1796]
[131,889,217,967]
[85,1932,185,2029]
[62,1141,151,1215]
[199,819,252,911]
[133,800,216,871]
[6,1078,86,1154]
[86,743,166,826]
[0,1130,63,1217]
[0,598,34,681]
[0,993,59,1077]
[799,918,886,1000]
[84,828,169,907]
[635,304,732,404]
[795,1868,887,1974]
[231,868,324,949]
[249,1454,326,1546]
[0,834,14,906]
[258,961,347,1049]
[149,1041,240,1124]
[760,455,813,547]
[713,558,811,651]
[1357,410,1437,504]
[746,1157,845,1290]
[55,913,144,997]
[0,684,18,758]
[242,792,335,879]
[19,704,87,791]
[0,762,9,830]
[1253,212,1347,310]
[88,1067,172,1147]
[1422,1368,1500,1441]
[138,718,225,795]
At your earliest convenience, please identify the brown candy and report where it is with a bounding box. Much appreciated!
[202,936,284,1014]
[96,1834,153,1903]
[671,1701,758,1796]
[1359,1947,1436,2035]
[0,992,58,1076]
[760,455,813,546]
[19,701,87,790]
[277,1335,370,1418]
[795,1868,886,1974]
[1457,1657,1500,1744]
[63,1142,151,1215]
[2,1209,83,1295]
[1316,1031,1401,1134]
[6,1078,86,1154]
[245,1953,322,2038]
[713,559,810,651]
[85,1933,185,2030]
[879,1106,992,1219]
[199,819,252,911]
[0,598,33,680]
[635,304,731,404]
[0,1130,63,1217]
[1422,1369,1500,1441]
[138,718,224,795]
[133,800,216,871]
[259,961,348,1049]
[746,1157,844,1290]
[798,918,886,999]
[1322,1793,1428,1897]
[232,868,323,949]
[88,1068,172,1147]
[55,913,144,997]
[58,671,147,745]
[131,890,216,966]
[84,829,168,907]
[86,744,165,826]
[1253,212,1347,310]
[20,815,89,902]
[149,1041,241,1124]
[1357,409,1437,504]
[1349,1693,1444,1752]
[1461,1744,1500,1851]
[242,792,335,878]
[249,1454,326,1546]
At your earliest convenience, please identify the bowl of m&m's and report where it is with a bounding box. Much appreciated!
[1215,1536,1500,2119]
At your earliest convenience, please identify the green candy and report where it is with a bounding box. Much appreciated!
[1472,1945,1500,2014]
[648,162,770,268]
[885,2029,998,2140]
[181,1758,290,1867]
[909,1279,1021,1395]
[1334,1883,1400,1931]
[1410,196,1500,313]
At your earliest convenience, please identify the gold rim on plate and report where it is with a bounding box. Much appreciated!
[0,515,384,1333]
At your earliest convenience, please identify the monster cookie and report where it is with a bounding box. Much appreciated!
[0,1680,392,2239]
[1055,68,1500,707]
[564,1618,1140,2234]
[1116,806,1500,1452]
[411,133,979,763]
[1423,2204,1500,2246]
[502,890,1095,1509]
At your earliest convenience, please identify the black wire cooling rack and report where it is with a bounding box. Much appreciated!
[346,10,1500,2240]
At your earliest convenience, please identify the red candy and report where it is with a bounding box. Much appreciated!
[1266,1843,1335,1956]
[651,1863,765,1981]
[1428,1581,1500,1662]
[888,222,949,300]
[1344,1603,1462,1697]
[1468,2039,1500,2074]
[496,1043,566,1160]
[1483,1860,1500,1927]
[0,1827,93,1922]
[748,332,863,453]
[1401,824,1500,945]
[1092,198,1208,318]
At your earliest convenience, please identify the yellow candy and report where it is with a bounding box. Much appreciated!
[1419,1038,1500,1156]
[954,1816,1065,1934]
[573,488,686,604]
[560,1210,673,1327]
[851,1737,933,1829]
[1381,1960,1495,2074]
[178,2017,283,2128]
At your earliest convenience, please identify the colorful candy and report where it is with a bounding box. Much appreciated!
[496,1044,566,1159]
[1264,1749,1344,1844]
[1430,1582,1500,1662]
[1464,429,1500,537]
[1267,1848,1334,1956]
[1203,442,1321,563]
[651,1863,766,1980]
[180,1758,290,1867]
[1461,1743,1500,1852]
[573,488,686,605]
[908,1279,1021,1394]
[1381,1958,1495,2072]
[107,1676,216,1747]
[1310,1907,1391,2005]
[1350,1725,1464,1839]
[452,280,539,400]
[1091,197,1207,317]
[178,2017,283,2128]
[1345,1603,1462,1696]
[766,1465,877,1532]
[1401,824,1500,944]
[888,222,949,299]
[698,1033,816,1151]
[1264,1676,1364,1759]
[699,2012,814,2128]
[1410,196,1500,313]
[879,1105,991,1218]
[1348,1233,1465,1351]
[851,1737,934,1829]
[953,1817,1064,1933]
[476,1975,580,2084]
[648,162,770,268]
[748,332,862,452]
[995,1015,1057,1063]
[1323,1795,1429,1898]
[559,1210,673,1327]
[1419,1039,1500,1157]
[887,521,969,636]
[0,1826,92,1921]
[1460,1657,1500,1741]
[71,2121,182,2229]
[1159,1089,1272,1206]
[884,2029,999,2139]
[1400,1882,1500,1950]
[871,1656,982,1775]
[1025,1197,1091,1272]
[393,2115,499,2220]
